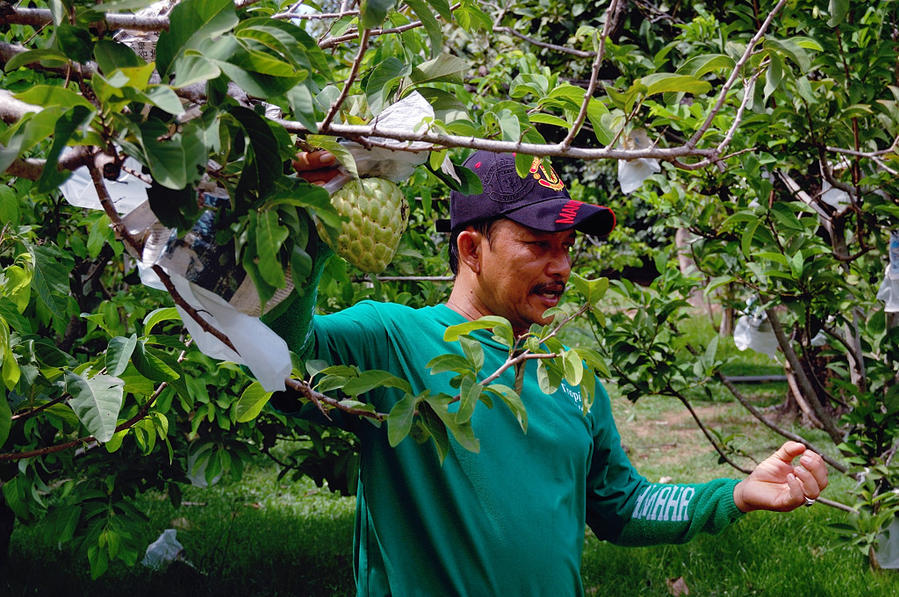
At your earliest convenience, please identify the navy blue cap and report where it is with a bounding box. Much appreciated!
[448,151,615,237]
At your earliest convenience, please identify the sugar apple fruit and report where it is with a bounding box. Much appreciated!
[316,177,409,273]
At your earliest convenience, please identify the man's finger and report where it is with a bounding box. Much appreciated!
[772,441,806,464]
[293,150,336,172]
[793,464,820,499]
[800,451,829,491]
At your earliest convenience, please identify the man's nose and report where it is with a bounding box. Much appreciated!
[546,248,571,278]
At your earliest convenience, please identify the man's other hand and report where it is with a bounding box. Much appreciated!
[733,441,828,513]
[293,150,340,185]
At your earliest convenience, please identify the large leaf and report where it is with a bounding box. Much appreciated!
[254,209,289,288]
[637,73,712,97]
[155,0,239,78]
[36,105,93,193]
[405,0,442,58]
[14,85,94,110]
[106,335,138,377]
[65,372,125,443]
[361,0,397,29]
[27,243,73,321]
[410,54,467,85]
[234,381,272,422]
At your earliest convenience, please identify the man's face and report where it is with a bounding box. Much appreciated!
[475,220,575,335]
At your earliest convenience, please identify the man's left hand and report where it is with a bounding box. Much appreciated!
[733,441,828,513]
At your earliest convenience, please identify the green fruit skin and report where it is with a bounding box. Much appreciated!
[317,177,409,273]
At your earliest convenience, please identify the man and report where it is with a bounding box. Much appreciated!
[270,150,828,597]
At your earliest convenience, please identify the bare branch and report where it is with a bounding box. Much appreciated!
[764,307,843,444]
[493,26,595,58]
[321,28,371,131]
[687,0,786,149]
[673,391,754,474]
[560,0,622,149]
[717,372,848,473]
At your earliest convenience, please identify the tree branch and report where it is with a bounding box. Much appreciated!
[717,372,848,473]
[560,0,621,150]
[687,0,786,149]
[764,307,843,444]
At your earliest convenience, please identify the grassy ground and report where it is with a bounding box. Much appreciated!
[4,320,899,595]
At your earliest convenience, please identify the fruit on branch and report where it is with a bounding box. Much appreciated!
[316,177,409,273]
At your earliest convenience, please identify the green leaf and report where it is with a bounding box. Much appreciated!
[676,53,736,78]
[459,336,484,370]
[234,381,272,422]
[456,376,481,424]
[170,53,222,88]
[763,53,783,99]
[14,86,93,111]
[286,84,319,133]
[36,105,93,193]
[410,54,467,85]
[254,210,289,288]
[93,39,143,73]
[740,218,762,258]
[484,383,527,432]
[638,73,712,97]
[427,353,474,375]
[562,350,584,387]
[143,307,181,336]
[105,335,137,377]
[406,0,442,58]
[424,396,479,453]
[444,316,513,342]
[361,0,397,29]
[28,243,73,321]
[342,370,412,396]
[4,49,68,71]
[155,0,239,78]
[828,0,849,27]
[229,106,283,201]
[132,342,180,382]
[387,393,418,447]
[65,372,125,443]
[143,86,184,116]
[55,25,94,64]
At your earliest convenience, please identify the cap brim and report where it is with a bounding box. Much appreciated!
[503,199,616,237]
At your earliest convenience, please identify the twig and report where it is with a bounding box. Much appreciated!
[672,390,754,474]
[560,0,621,150]
[320,28,370,131]
[764,307,843,444]
[687,0,786,149]
[493,26,595,58]
[717,372,848,473]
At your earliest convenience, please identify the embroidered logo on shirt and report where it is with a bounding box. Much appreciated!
[631,485,695,522]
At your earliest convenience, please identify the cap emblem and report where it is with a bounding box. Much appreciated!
[529,157,565,191]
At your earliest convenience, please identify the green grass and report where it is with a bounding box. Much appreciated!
[5,347,899,595]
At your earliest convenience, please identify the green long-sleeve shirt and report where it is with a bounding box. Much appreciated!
[272,300,743,596]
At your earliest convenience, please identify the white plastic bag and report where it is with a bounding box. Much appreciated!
[60,157,150,215]
[337,92,434,183]
[617,129,660,194]
[142,529,185,570]
[875,516,899,569]
[876,231,899,313]
[733,299,779,359]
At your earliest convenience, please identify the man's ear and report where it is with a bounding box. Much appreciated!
[456,229,482,274]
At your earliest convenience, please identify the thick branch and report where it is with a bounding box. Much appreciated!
[764,307,843,444]
[673,391,754,474]
[560,0,621,149]
[717,372,848,473]
[687,0,786,148]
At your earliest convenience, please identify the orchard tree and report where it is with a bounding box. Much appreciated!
[0,0,896,576]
